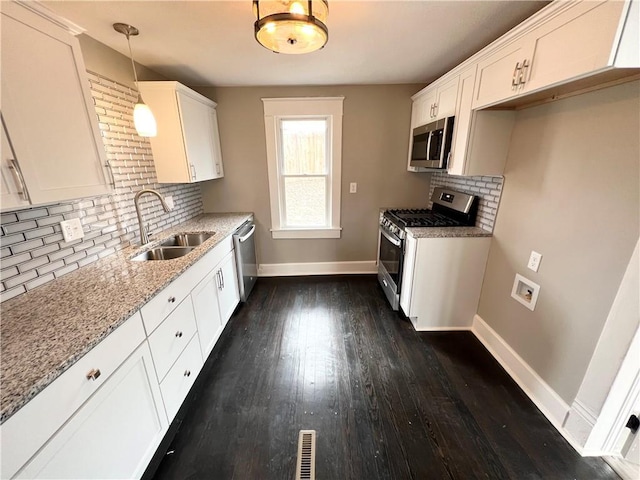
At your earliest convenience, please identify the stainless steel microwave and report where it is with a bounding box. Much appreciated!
[409,116,455,170]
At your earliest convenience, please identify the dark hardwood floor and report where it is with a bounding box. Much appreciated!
[152,275,619,480]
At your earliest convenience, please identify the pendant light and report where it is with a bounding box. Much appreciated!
[253,1,328,54]
[113,23,157,137]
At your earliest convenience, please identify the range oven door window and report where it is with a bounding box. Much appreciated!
[379,229,403,289]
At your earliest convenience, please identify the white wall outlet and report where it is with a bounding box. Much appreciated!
[349,182,357,194]
[511,273,541,311]
[60,218,84,242]
[527,251,542,272]
[165,195,175,210]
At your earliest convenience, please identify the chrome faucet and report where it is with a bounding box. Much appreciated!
[134,189,172,245]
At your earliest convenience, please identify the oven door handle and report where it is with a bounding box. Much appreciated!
[380,227,402,247]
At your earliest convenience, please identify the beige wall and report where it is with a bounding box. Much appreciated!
[197,84,432,265]
[477,81,640,404]
[78,34,167,87]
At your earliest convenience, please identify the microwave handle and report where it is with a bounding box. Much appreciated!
[380,227,402,247]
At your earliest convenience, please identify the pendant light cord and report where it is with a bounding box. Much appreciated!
[125,32,140,89]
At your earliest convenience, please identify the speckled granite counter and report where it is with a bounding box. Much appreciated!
[0,212,252,424]
[406,226,492,238]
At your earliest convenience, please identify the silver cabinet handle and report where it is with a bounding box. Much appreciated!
[8,159,29,201]
[86,368,101,381]
[216,270,223,290]
[104,160,116,188]
[519,59,530,86]
[432,103,438,119]
[512,61,521,89]
[175,331,183,338]
[220,269,225,289]
[190,164,196,181]
[184,370,191,377]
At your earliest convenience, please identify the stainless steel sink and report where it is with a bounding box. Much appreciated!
[159,233,214,247]
[131,246,194,262]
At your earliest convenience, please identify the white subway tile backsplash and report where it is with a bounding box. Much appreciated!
[0,71,204,300]
[429,172,504,232]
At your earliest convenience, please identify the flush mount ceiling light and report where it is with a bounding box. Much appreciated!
[253,0,328,54]
[113,22,157,137]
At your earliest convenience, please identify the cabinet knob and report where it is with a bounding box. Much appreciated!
[175,331,183,338]
[168,296,176,303]
[86,368,101,381]
[184,370,191,377]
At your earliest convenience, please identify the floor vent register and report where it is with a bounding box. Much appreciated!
[295,430,316,480]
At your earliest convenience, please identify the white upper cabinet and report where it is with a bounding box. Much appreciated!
[448,64,516,177]
[0,2,111,210]
[411,75,459,128]
[138,81,224,184]
[473,0,638,109]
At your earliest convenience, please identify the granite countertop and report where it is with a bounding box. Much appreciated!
[406,226,492,238]
[0,212,252,424]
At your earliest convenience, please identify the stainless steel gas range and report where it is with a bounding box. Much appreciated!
[378,187,479,310]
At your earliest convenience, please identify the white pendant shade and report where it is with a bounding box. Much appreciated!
[134,101,157,137]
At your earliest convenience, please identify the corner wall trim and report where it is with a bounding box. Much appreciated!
[258,261,377,277]
[471,314,584,454]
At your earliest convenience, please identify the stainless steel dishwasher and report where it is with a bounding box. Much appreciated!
[233,220,257,302]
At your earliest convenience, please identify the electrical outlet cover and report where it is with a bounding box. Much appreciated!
[165,195,175,210]
[528,251,542,272]
[349,183,357,194]
[60,218,84,242]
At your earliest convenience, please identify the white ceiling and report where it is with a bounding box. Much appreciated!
[42,0,549,87]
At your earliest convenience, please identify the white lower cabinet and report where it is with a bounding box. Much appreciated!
[160,334,204,421]
[192,270,224,359]
[15,342,167,480]
[401,234,492,331]
[217,251,240,325]
[1,233,242,479]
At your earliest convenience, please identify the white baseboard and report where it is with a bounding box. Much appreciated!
[258,261,377,277]
[471,314,586,455]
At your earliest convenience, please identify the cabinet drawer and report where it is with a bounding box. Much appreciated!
[148,297,197,382]
[140,274,194,335]
[0,312,146,479]
[160,334,203,422]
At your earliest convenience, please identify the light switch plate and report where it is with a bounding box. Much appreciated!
[527,251,542,272]
[349,182,357,194]
[60,218,84,242]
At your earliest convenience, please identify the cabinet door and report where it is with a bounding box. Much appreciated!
[192,270,223,359]
[159,334,203,422]
[209,108,224,179]
[1,6,110,206]
[177,91,216,182]
[524,0,626,93]
[448,66,476,176]
[16,342,167,480]
[217,251,240,325]
[473,39,534,109]
[434,76,459,119]
[411,90,436,128]
[0,119,29,210]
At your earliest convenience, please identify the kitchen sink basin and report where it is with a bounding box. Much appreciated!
[159,233,214,247]
[131,246,194,262]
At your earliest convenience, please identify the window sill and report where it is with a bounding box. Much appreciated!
[271,227,342,239]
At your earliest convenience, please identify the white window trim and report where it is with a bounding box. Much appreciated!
[262,97,344,239]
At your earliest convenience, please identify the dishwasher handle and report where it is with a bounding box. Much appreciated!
[237,224,256,243]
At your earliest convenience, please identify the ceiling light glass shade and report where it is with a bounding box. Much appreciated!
[133,96,157,137]
[253,0,328,54]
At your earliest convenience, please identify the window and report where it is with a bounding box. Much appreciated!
[262,97,344,239]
